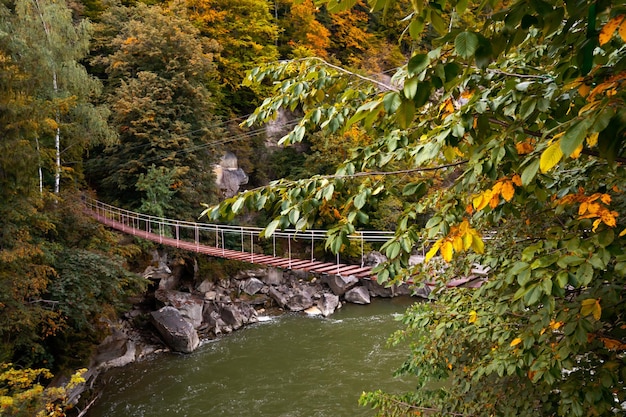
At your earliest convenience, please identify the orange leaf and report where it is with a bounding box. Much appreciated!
[620,18,626,42]
[511,174,522,187]
[599,15,625,46]
[570,144,583,159]
[578,83,590,97]
[489,193,500,209]
[501,181,515,201]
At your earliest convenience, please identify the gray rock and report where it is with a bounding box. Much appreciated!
[363,251,387,267]
[150,306,199,353]
[317,293,340,317]
[412,285,431,299]
[323,274,359,296]
[344,286,371,304]
[220,304,244,330]
[269,287,289,309]
[242,277,265,295]
[286,292,314,312]
[197,279,214,293]
[263,268,284,286]
[155,290,204,329]
[363,280,413,298]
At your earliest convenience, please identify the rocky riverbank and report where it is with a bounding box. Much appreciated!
[71,250,429,411]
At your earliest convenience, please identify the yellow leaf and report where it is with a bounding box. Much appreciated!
[593,300,602,320]
[501,181,515,201]
[471,234,485,254]
[619,228,626,237]
[452,236,464,253]
[587,202,601,214]
[440,241,454,262]
[468,310,477,323]
[570,144,583,159]
[425,240,442,262]
[592,218,602,232]
[581,298,598,317]
[540,141,563,173]
[599,15,625,46]
[510,337,522,347]
[587,132,599,147]
[579,201,588,215]
[620,18,626,42]
[462,231,473,250]
[549,320,563,330]
[473,190,492,211]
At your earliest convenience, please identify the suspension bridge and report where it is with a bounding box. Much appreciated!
[83,197,395,280]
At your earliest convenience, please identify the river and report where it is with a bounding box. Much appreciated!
[88,297,418,417]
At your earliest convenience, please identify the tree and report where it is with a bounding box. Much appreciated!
[205,0,626,415]
[1,0,114,195]
[87,1,223,219]
[185,0,279,114]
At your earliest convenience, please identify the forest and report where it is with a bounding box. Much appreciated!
[1,0,626,415]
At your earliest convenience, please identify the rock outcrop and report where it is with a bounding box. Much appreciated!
[150,306,200,353]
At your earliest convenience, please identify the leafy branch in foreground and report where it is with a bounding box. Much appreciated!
[207,0,626,415]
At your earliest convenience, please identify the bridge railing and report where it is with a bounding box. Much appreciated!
[83,197,395,266]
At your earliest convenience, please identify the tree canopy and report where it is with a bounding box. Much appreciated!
[206,0,626,415]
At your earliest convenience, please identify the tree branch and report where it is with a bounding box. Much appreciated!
[487,69,553,80]
[297,57,400,92]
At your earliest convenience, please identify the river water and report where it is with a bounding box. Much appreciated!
[88,297,418,417]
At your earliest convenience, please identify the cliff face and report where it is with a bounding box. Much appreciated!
[213,152,249,198]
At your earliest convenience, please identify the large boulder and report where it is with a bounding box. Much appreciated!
[323,274,359,296]
[286,292,314,312]
[364,280,413,298]
[344,286,371,305]
[220,304,244,330]
[317,293,340,317]
[150,307,199,353]
[268,287,289,309]
[155,290,204,329]
[241,277,265,295]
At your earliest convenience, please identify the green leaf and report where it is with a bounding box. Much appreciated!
[430,10,447,35]
[403,76,419,99]
[385,241,401,259]
[575,262,594,286]
[407,54,429,75]
[456,0,469,14]
[409,17,425,39]
[263,219,280,238]
[402,182,426,197]
[396,98,415,129]
[454,32,479,58]
[354,189,369,209]
[521,159,540,185]
[560,118,592,157]
[232,197,245,213]
[288,208,300,225]
[383,92,402,113]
